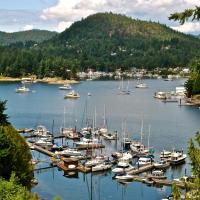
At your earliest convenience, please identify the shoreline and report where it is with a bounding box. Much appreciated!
[185,94,200,107]
[0,76,80,84]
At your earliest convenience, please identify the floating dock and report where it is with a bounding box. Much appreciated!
[128,164,154,175]
[131,175,185,188]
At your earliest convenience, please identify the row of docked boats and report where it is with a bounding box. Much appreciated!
[28,122,187,183]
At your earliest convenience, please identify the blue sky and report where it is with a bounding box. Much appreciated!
[0,0,200,34]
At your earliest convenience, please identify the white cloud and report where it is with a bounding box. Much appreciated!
[40,0,200,33]
[23,24,34,31]
[57,21,73,32]
[171,22,200,34]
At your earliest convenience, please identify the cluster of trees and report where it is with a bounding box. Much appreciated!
[0,100,37,199]
[185,58,200,97]
[172,132,200,199]
[169,6,200,97]
[0,13,200,78]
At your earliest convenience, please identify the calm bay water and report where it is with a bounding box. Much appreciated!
[0,79,200,200]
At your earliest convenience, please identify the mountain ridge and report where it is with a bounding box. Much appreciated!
[0,29,57,46]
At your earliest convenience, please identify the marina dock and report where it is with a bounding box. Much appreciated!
[128,164,154,175]
[131,175,185,188]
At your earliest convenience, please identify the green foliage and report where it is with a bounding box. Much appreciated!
[0,29,57,46]
[0,125,33,188]
[0,13,200,77]
[185,57,200,97]
[169,6,200,25]
[187,132,200,199]
[172,182,181,200]
[0,100,10,126]
[0,173,39,200]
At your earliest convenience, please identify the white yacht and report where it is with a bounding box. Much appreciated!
[169,151,187,165]
[16,86,30,93]
[55,148,82,157]
[35,138,53,147]
[112,164,135,174]
[64,90,80,99]
[33,125,51,138]
[75,137,99,148]
[135,83,148,88]
[153,160,170,169]
[136,157,153,167]
[92,162,112,172]
[115,173,133,181]
[102,132,117,140]
[59,84,72,90]
[160,150,172,160]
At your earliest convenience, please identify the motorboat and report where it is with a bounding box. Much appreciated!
[153,160,170,169]
[64,90,80,99]
[160,150,172,160]
[136,157,153,167]
[33,125,51,138]
[169,151,187,165]
[115,173,133,181]
[55,148,82,157]
[16,86,30,93]
[118,152,133,163]
[92,162,112,172]
[112,164,135,174]
[35,138,53,147]
[99,127,108,134]
[75,137,99,148]
[148,170,167,179]
[102,132,117,140]
[59,84,72,90]
[85,157,105,167]
[61,127,79,139]
[135,83,148,88]
[154,92,170,99]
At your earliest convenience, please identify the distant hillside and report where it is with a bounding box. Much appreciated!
[0,29,57,45]
[42,12,200,71]
[0,12,200,78]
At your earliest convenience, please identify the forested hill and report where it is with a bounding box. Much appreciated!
[0,29,57,46]
[1,12,200,78]
[42,12,200,71]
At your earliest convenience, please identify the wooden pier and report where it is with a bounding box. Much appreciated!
[131,175,185,188]
[128,164,154,175]
[27,142,55,157]
[76,144,105,150]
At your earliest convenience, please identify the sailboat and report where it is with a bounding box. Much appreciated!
[135,78,148,88]
[99,105,108,134]
[16,85,30,93]
[60,107,79,139]
[118,78,130,95]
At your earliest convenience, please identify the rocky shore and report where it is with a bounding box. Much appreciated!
[0,76,80,84]
[186,94,200,106]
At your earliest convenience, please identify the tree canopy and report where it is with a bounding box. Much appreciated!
[0,173,39,200]
[169,6,200,25]
[0,100,33,188]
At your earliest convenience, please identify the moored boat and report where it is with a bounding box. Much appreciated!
[135,83,148,88]
[16,86,30,93]
[169,151,187,165]
[153,160,170,169]
[59,84,72,90]
[64,90,80,99]
[92,162,112,172]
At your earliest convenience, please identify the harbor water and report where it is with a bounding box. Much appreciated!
[0,79,200,200]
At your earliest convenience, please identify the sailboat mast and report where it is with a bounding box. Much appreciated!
[148,125,151,150]
[94,106,97,129]
[140,118,143,144]
[103,104,106,128]
[64,106,66,128]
